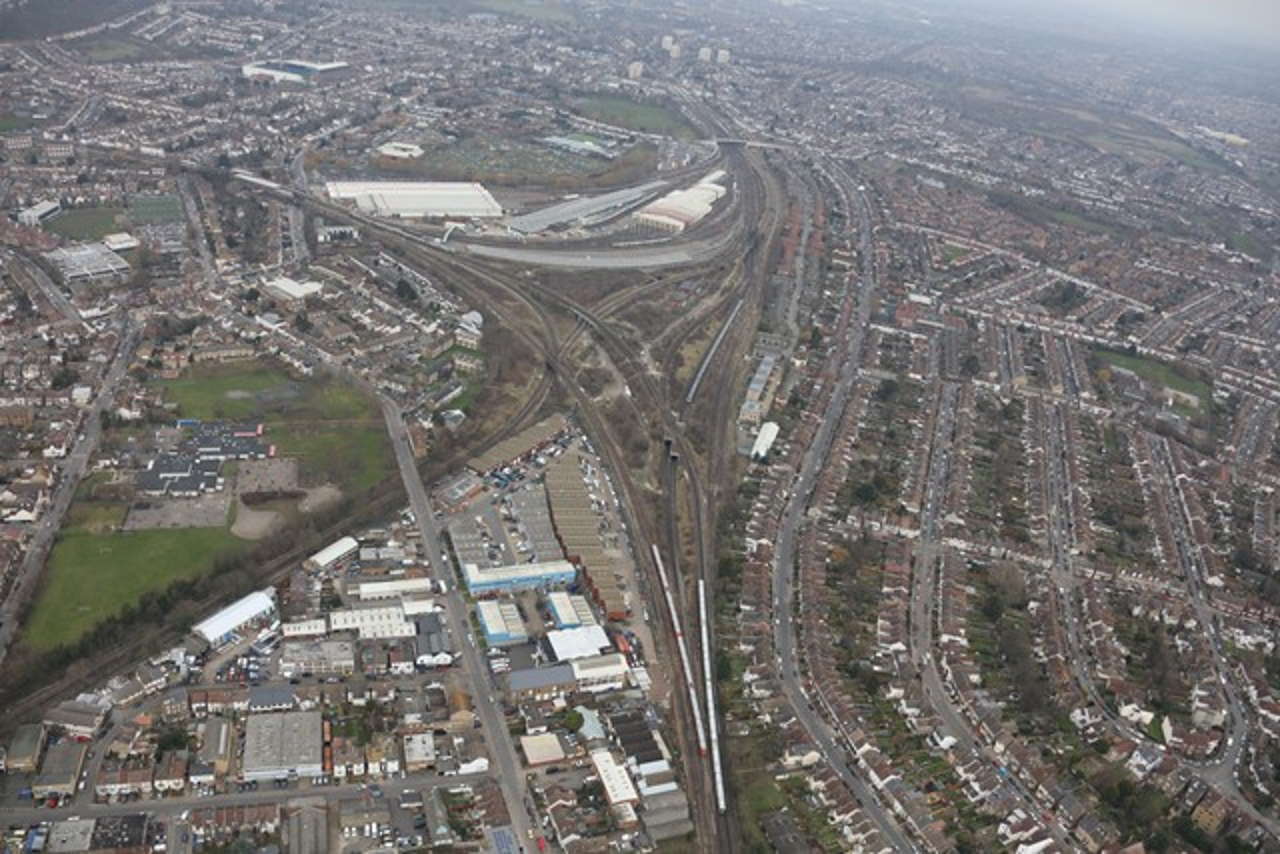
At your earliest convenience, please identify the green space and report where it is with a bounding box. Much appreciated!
[956,86,1231,174]
[1093,349,1211,406]
[571,94,698,139]
[45,207,126,240]
[65,500,128,533]
[128,193,184,225]
[25,526,245,651]
[940,242,970,264]
[0,113,37,132]
[158,362,392,493]
[158,365,294,421]
[73,36,146,62]
[375,135,657,188]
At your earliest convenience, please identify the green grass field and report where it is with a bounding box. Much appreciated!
[25,526,245,651]
[158,365,294,421]
[158,362,391,492]
[128,193,184,225]
[0,113,36,132]
[572,95,698,139]
[74,37,145,62]
[45,207,126,240]
[1095,350,1211,405]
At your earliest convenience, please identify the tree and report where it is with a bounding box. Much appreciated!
[294,312,313,333]
[51,366,79,389]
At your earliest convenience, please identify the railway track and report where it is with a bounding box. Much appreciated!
[252,148,781,849]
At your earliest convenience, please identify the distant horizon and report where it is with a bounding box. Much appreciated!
[901,0,1280,53]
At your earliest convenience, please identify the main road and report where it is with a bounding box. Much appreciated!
[0,770,490,824]
[380,399,537,846]
[772,161,916,852]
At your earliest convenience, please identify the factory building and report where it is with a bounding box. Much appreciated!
[33,742,88,799]
[570,653,629,693]
[325,181,502,219]
[279,639,356,678]
[476,600,527,647]
[328,605,415,639]
[632,171,726,233]
[545,625,613,662]
[6,723,45,773]
[462,559,577,595]
[241,711,323,782]
[305,536,358,572]
[507,663,576,702]
[192,588,277,647]
[590,749,639,806]
[356,578,434,601]
[546,591,597,629]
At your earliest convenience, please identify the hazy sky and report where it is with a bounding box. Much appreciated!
[934,0,1280,50]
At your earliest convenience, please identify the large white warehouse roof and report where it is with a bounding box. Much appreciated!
[307,536,358,570]
[193,589,276,643]
[326,181,502,219]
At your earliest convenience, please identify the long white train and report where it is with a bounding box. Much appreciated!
[651,544,708,758]
[699,578,728,814]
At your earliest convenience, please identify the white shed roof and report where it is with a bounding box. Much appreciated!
[194,589,276,642]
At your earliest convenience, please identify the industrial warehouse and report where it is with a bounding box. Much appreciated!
[240,711,323,782]
[324,181,503,219]
[632,170,727,233]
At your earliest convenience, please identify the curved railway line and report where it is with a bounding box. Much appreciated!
[234,136,785,849]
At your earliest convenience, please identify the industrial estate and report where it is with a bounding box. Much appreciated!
[1,0,1280,853]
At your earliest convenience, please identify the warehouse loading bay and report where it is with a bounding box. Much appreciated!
[442,433,665,704]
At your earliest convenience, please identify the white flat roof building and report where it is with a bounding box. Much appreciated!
[546,625,612,662]
[265,276,322,303]
[306,536,358,571]
[590,749,639,805]
[571,653,628,693]
[193,589,277,645]
[376,142,425,159]
[102,232,140,252]
[751,421,780,460]
[326,181,502,219]
[357,578,434,600]
[329,605,414,639]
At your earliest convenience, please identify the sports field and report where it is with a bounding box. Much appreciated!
[128,193,184,225]
[572,94,698,139]
[45,207,126,240]
[25,526,245,651]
